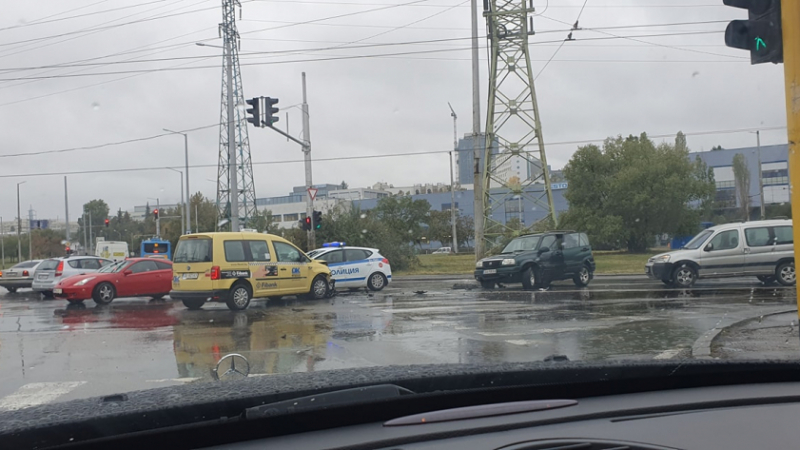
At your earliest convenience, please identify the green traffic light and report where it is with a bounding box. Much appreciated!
[755,36,766,51]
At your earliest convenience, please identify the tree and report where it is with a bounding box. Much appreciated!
[77,199,110,249]
[371,196,431,243]
[424,210,453,245]
[711,145,724,151]
[340,181,349,190]
[732,153,751,221]
[560,132,716,252]
[250,209,280,234]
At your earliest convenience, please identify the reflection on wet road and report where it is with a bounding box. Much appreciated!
[0,279,796,408]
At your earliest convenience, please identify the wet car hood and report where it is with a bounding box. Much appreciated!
[57,273,104,287]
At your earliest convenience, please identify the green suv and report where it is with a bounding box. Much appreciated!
[474,231,596,289]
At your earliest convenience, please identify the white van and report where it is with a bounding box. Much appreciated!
[645,219,794,287]
[96,241,130,262]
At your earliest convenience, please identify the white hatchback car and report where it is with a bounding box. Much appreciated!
[307,243,392,291]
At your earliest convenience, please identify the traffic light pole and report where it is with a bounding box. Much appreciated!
[781,0,800,318]
[301,72,315,250]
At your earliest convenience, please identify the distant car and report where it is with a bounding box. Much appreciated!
[307,242,392,291]
[54,258,174,305]
[475,231,595,289]
[32,256,113,298]
[432,247,452,254]
[0,260,43,293]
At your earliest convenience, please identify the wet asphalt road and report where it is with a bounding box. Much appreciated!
[0,275,796,410]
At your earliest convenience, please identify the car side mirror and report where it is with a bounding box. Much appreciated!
[123,269,133,276]
[704,243,713,252]
[538,246,550,254]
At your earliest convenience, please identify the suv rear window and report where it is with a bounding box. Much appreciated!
[173,239,213,263]
[38,260,59,270]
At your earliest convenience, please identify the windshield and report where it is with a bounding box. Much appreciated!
[97,260,130,273]
[502,236,542,253]
[2,1,799,442]
[173,239,212,263]
[682,230,715,250]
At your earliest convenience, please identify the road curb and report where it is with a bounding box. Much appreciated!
[691,307,799,359]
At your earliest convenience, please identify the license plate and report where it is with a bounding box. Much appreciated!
[182,273,199,280]
[37,274,48,280]
[53,289,62,294]
[483,269,497,275]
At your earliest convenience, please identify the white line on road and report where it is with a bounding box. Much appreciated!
[0,381,86,411]
[653,348,682,360]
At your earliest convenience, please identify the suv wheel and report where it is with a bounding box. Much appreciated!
[672,264,697,288]
[776,261,796,286]
[226,283,252,311]
[521,266,540,289]
[757,275,776,285]
[480,280,495,289]
[573,265,591,287]
[182,299,204,310]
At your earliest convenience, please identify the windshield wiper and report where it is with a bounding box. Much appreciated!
[244,384,414,420]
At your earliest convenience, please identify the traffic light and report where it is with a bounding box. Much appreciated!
[104,218,109,228]
[245,97,261,127]
[300,216,312,231]
[724,0,783,64]
[153,209,159,220]
[264,97,279,126]
[65,246,70,255]
[313,210,322,230]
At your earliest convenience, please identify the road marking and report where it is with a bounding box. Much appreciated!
[0,381,86,411]
[653,349,682,360]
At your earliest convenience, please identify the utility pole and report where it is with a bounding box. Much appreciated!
[88,212,93,255]
[28,206,32,260]
[226,42,240,232]
[216,0,256,232]
[195,204,199,233]
[83,213,87,255]
[64,176,70,241]
[1,217,5,269]
[782,0,800,327]
[156,198,160,238]
[471,0,484,259]
[16,182,24,262]
[756,130,765,219]
[483,0,557,248]
[448,102,459,253]
[302,72,315,249]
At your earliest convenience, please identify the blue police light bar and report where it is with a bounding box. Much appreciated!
[322,242,346,248]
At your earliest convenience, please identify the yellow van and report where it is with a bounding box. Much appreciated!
[169,232,333,311]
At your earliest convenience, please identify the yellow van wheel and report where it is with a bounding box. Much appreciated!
[226,282,252,311]
[302,275,329,300]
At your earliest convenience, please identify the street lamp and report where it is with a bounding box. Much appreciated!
[163,128,191,234]
[16,181,25,262]
[166,168,185,235]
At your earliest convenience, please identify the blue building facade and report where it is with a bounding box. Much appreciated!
[690,144,789,209]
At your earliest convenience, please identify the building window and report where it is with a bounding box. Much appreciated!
[715,180,735,189]
[271,215,282,222]
[441,202,459,211]
[715,188,736,208]
[284,213,299,221]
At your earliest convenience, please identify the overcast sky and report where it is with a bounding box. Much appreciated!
[1,0,788,221]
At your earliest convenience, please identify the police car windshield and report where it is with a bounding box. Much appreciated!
[502,235,542,253]
[683,229,714,250]
[306,249,325,258]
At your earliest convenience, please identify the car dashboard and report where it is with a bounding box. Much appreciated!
[211,381,800,450]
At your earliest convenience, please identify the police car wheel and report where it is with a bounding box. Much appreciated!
[367,272,387,291]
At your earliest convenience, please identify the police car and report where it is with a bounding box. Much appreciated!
[306,242,392,291]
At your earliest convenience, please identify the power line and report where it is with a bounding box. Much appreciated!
[0,30,732,82]
[0,0,169,33]
[0,124,785,165]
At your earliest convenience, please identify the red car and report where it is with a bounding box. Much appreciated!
[54,258,173,305]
